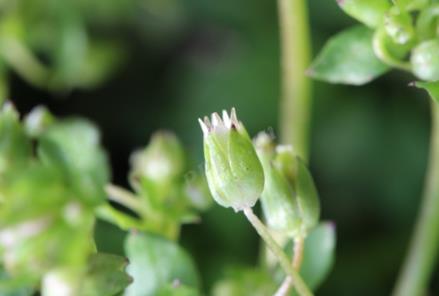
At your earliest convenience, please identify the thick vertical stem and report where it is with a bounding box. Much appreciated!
[277,0,312,160]
[393,101,439,296]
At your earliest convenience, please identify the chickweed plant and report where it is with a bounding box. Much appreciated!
[1,0,439,295]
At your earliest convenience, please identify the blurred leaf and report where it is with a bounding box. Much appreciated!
[124,232,199,296]
[212,267,276,296]
[392,0,429,11]
[24,105,55,138]
[309,25,389,85]
[77,41,125,89]
[157,284,200,296]
[337,0,390,28]
[416,81,439,102]
[0,266,33,296]
[0,102,31,177]
[38,119,110,206]
[300,222,336,290]
[82,253,132,296]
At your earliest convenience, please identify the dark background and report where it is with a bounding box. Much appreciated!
[10,0,438,295]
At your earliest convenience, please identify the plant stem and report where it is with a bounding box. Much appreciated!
[393,101,439,296]
[277,0,312,160]
[274,236,305,296]
[243,207,313,296]
[105,184,145,215]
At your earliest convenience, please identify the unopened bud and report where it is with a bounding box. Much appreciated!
[130,131,185,185]
[199,108,264,212]
[411,39,439,81]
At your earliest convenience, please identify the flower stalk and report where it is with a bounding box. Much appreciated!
[393,100,439,296]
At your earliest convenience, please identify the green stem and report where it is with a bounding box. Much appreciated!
[243,207,313,296]
[274,236,305,296]
[277,0,312,160]
[393,101,439,296]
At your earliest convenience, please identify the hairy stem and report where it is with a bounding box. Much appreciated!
[274,236,305,296]
[393,101,439,296]
[277,0,312,160]
[243,207,313,296]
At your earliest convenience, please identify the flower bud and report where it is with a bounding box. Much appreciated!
[130,131,185,185]
[199,108,264,212]
[254,133,301,236]
[24,105,54,138]
[411,39,439,81]
[384,8,414,45]
[255,133,320,236]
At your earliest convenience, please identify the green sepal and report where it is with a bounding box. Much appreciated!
[337,0,390,28]
[415,4,439,41]
[294,158,320,232]
[309,25,389,85]
[384,7,415,45]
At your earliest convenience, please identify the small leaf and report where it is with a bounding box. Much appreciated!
[309,26,389,85]
[392,0,429,11]
[415,81,439,103]
[337,0,390,28]
[212,267,276,296]
[124,232,199,296]
[81,253,132,296]
[0,102,31,176]
[38,119,110,206]
[300,222,336,289]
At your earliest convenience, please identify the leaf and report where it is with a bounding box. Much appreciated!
[0,102,31,176]
[0,266,34,296]
[157,284,200,296]
[337,0,390,28]
[38,119,110,206]
[212,267,276,296]
[415,81,439,103]
[81,253,132,296]
[309,25,389,85]
[124,232,199,296]
[300,222,336,289]
[392,0,429,11]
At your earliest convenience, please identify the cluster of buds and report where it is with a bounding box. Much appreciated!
[199,108,320,236]
[339,0,439,81]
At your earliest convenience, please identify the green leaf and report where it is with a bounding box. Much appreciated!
[411,40,439,82]
[0,266,33,296]
[0,102,31,176]
[212,267,276,296]
[392,0,429,11]
[415,81,439,103]
[300,222,336,289]
[337,0,390,28]
[38,119,110,206]
[157,284,200,296]
[81,253,132,296]
[124,232,199,296]
[309,25,389,85]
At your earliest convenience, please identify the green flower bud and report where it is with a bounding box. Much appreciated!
[254,133,301,236]
[199,108,264,212]
[384,8,415,45]
[255,133,320,236]
[130,131,185,185]
[411,39,439,81]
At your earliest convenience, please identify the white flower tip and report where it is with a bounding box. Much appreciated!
[276,144,294,154]
[198,118,208,135]
[211,112,223,128]
[230,107,238,126]
[222,110,231,128]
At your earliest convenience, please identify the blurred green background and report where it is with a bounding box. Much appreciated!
[9,0,438,295]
